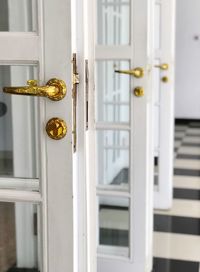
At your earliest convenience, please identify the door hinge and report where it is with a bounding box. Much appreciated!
[72,53,80,152]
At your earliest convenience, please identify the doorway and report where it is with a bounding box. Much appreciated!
[153,0,200,271]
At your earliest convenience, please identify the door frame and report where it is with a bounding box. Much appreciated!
[153,0,176,210]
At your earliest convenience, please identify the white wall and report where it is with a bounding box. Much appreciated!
[175,0,200,119]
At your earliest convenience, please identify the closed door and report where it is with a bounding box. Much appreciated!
[87,0,154,271]
[0,1,73,272]
[175,0,200,119]
[153,0,176,209]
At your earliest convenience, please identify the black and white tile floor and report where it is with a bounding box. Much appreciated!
[153,121,200,272]
[100,121,200,272]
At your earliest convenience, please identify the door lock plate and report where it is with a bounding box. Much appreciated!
[46,118,67,140]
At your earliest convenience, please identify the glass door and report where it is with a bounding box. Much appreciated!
[0,1,73,272]
[87,0,154,271]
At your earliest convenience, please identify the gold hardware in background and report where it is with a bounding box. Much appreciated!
[3,78,67,101]
[72,53,80,152]
[162,76,169,83]
[46,118,67,140]
[154,63,169,70]
[115,67,144,78]
[134,87,144,97]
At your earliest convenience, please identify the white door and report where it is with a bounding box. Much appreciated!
[175,0,200,119]
[87,0,154,271]
[153,0,176,209]
[0,1,73,272]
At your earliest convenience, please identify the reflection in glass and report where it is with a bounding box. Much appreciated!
[0,0,37,32]
[0,65,39,182]
[0,202,40,271]
[97,130,129,187]
[154,156,159,188]
[97,0,130,45]
[98,196,129,256]
[96,60,130,123]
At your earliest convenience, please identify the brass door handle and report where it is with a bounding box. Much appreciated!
[154,63,169,70]
[3,78,67,101]
[115,67,144,78]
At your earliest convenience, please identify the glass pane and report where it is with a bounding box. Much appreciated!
[98,196,129,257]
[0,0,37,32]
[0,65,39,183]
[97,0,130,45]
[97,130,129,187]
[0,202,40,271]
[96,61,130,123]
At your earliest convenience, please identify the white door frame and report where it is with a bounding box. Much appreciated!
[153,0,176,210]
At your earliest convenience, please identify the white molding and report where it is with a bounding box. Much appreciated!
[95,122,130,131]
[97,188,130,198]
[0,189,41,202]
[0,178,39,190]
[0,34,39,61]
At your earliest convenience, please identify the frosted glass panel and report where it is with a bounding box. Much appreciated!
[0,65,39,185]
[97,130,129,187]
[98,196,129,257]
[96,60,130,123]
[97,0,130,45]
[0,0,37,32]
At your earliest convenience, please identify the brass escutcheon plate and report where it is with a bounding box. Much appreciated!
[46,118,67,140]
[46,78,67,101]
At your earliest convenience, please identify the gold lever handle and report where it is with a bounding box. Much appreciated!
[3,78,67,101]
[115,67,144,78]
[154,63,169,70]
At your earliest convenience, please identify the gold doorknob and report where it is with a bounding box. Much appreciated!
[115,67,144,78]
[3,78,67,101]
[46,118,67,140]
[154,63,169,70]
[161,76,169,83]
[134,87,144,97]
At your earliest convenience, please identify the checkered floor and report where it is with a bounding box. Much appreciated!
[99,120,200,272]
[154,120,200,272]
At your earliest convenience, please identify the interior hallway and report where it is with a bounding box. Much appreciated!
[153,120,200,272]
